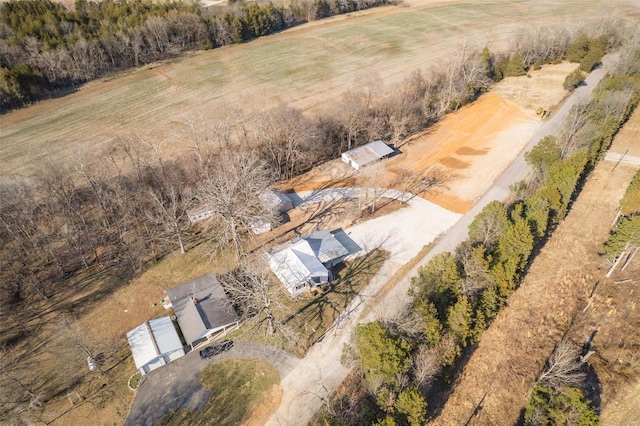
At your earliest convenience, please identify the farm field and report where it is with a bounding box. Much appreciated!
[2,0,640,177]
[431,110,640,425]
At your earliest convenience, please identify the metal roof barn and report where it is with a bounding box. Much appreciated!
[126,316,185,376]
[341,140,395,170]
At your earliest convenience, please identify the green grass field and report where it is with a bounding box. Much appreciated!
[2,0,638,177]
[157,359,280,426]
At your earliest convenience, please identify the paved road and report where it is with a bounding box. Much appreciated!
[371,54,619,321]
[123,343,298,426]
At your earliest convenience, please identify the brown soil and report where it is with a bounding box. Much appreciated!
[280,91,542,214]
[242,384,283,426]
[431,118,640,425]
[492,62,579,117]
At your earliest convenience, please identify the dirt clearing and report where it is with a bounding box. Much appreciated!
[2,0,639,177]
[281,61,574,215]
[431,122,640,424]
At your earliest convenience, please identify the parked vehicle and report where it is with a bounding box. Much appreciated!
[199,340,234,359]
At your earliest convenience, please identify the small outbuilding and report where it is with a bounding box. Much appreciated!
[251,190,294,234]
[186,206,215,224]
[341,140,395,170]
[260,190,294,213]
[268,228,361,296]
[126,316,185,376]
[166,274,239,349]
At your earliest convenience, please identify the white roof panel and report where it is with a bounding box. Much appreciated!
[126,316,183,372]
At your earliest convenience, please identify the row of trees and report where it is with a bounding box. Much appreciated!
[0,0,392,109]
[339,32,640,425]
[602,168,640,275]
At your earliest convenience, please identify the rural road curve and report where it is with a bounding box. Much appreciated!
[266,55,617,425]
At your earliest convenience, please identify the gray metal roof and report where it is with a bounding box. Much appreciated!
[166,274,239,345]
[342,140,395,168]
[305,229,351,263]
[268,228,361,292]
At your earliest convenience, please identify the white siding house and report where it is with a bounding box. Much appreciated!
[268,229,361,296]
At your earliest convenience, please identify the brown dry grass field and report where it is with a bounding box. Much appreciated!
[2,0,640,177]
[431,111,640,425]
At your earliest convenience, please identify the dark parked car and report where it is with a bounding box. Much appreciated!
[199,340,234,359]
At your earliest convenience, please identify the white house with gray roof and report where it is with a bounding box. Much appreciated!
[166,274,239,349]
[268,229,361,296]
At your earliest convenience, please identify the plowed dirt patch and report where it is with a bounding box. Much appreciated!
[493,61,578,117]
[282,92,538,214]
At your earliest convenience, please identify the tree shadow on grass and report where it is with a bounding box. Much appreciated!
[282,249,388,345]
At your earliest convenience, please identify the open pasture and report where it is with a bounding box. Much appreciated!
[2,0,639,176]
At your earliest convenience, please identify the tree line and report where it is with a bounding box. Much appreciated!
[602,168,640,276]
[0,0,391,110]
[329,31,640,426]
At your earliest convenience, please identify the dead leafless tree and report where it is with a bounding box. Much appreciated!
[539,340,586,390]
[196,150,274,260]
[456,242,494,296]
[412,344,440,388]
[218,262,296,340]
[558,103,590,158]
[147,185,189,254]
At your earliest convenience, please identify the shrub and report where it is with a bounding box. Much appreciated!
[564,68,586,90]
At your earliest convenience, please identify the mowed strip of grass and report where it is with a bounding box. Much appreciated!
[234,249,388,356]
[157,359,280,426]
[2,0,633,176]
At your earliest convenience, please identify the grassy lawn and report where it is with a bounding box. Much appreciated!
[157,359,280,426]
[233,249,389,356]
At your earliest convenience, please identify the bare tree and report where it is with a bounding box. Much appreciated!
[337,89,372,151]
[197,150,274,259]
[218,262,295,339]
[431,41,491,117]
[362,162,387,215]
[255,106,318,179]
[412,344,440,388]
[147,185,190,254]
[538,340,586,390]
[558,103,590,158]
[456,242,493,296]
